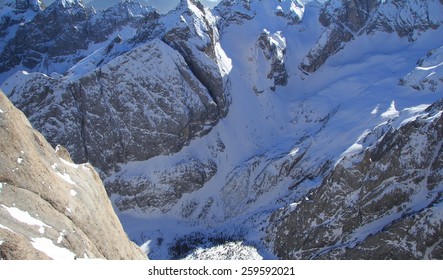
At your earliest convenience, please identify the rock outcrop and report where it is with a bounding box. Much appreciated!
[269,99,443,259]
[399,45,443,92]
[0,0,156,82]
[2,0,230,177]
[301,0,443,73]
[256,29,288,92]
[0,89,146,260]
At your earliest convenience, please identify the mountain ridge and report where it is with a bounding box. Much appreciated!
[1,0,443,259]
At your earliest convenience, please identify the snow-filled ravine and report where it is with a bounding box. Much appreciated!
[110,7,443,259]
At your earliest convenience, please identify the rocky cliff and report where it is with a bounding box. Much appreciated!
[301,0,443,73]
[0,89,146,260]
[0,0,157,82]
[269,99,443,259]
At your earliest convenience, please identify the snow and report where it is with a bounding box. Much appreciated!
[17,157,23,164]
[56,172,76,185]
[120,16,442,259]
[183,241,263,260]
[60,158,79,169]
[0,223,14,233]
[100,5,443,257]
[0,182,3,193]
[0,107,3,113]
[31,237,76,260]
[381,101,400,119]
[1,205,51,234]
[57,230,67,244]
[70,189,78,197]
[1,0,443,260]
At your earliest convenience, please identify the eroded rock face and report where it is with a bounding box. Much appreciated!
[399,45,443,92]
[4,39,220,174]
[269,100,443,259]
[0,0,157,80]
[0,90,146,260]
[256,30,288,92]
[109,158,218,213]
[214,0,304,29]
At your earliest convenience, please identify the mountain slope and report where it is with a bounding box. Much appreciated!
[269,100,443,259]
[1,0,443,260]
[0,89,146,259]
[0,0,157,83]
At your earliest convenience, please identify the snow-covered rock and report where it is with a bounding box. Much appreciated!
[269,99,443,259]
[3,38,222,175]
[301,0,443,73]
[0,0,156,83]
[400,45,443,92]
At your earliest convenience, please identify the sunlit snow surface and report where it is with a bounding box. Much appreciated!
[107,1,443,259]
[31,237,76,260]
[1,205,51,234]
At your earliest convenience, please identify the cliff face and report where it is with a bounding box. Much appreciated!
[301,0,443,73]
[0,89,146,260]
[269,100,443,259]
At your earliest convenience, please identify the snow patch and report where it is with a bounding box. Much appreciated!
[56,172,76,185]
[57,230,66,244]
[60,158,79,169]
[0,107,4,114]
[1,205,51,234]
[381,101,399,119]
[183,241,263,260]
[0,223,14,233]
[70,189,78,197]
[17,157,23,164]
[31,237,76,260]
[0,182,3,193]
[289,147,300,157]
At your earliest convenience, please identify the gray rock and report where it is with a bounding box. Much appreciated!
[256,29,288,92]
[301,0,443,73]
[0,0,157,81]
[269,99,443,259]
[4,38,221,175]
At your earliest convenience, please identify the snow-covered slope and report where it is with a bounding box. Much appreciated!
[270,100,443,259]
[1,0,443,259]
[0,0,157,83]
